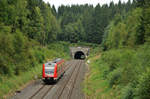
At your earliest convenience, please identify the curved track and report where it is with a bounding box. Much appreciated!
[11,60,86,99]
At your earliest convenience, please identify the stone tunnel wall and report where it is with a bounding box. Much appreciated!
[70,47,90,59]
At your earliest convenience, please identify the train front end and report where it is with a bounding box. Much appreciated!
[42,62,57,83]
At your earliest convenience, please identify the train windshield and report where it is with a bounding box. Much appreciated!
[45,62,55,67]
[45,62,55,75]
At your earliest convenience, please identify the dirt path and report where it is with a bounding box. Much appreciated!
[11,60,86,99]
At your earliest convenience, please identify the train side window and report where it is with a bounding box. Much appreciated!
[57,64,59,72]
[60,64,62,71]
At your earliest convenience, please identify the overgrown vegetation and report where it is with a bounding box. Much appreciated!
[84,44,150,99]
[84,0,150,99]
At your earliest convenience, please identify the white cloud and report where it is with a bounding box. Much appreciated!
[43,0,128,9]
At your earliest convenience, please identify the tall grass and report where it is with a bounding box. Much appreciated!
[0,64,42,99]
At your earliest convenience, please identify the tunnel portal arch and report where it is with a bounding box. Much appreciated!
[70,47,90,59]
[74,51,85,60]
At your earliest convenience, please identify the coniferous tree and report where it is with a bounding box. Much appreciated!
[52,5,57,17]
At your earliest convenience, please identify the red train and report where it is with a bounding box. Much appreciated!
[42,58,65,83]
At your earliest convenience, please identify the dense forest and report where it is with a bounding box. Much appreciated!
[55,0,135,43]
[0,0,150,98]
[0,0,60,76]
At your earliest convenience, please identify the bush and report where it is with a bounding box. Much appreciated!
[108,68,122,87]
[135,69,150,99]
[92,44,150,98]
[101,50,122,72]
[121,83,134,99]
[34,48,45,63]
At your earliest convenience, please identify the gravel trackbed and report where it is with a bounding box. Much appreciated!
[11,60,87,99]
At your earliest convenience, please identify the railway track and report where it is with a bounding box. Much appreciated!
[58,60,81,99]
[41,85,53,99]
[29,85,45,99]
[29,85,53,99]
[68,61,83,99]
[41,60,75,99]
[52,60,83,99]
[11,60,85,99]
[28,60,76,99]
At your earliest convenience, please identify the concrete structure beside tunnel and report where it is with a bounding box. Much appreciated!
[70,47,90,59]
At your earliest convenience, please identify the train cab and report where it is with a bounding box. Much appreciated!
[42,58,65,83]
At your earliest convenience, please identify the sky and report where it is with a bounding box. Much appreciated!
[43,0,129,9]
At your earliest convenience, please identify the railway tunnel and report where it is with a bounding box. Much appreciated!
[70,47,90,60]
[74,51,85,60]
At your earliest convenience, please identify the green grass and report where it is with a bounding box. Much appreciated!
[0,64,42,99]
[83,54,113,99]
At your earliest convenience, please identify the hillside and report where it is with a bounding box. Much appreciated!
[84,0,150,99]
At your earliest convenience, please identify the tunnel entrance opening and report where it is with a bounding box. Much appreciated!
[74,51,85,60]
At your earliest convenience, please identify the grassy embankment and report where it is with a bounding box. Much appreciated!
[84,44,150,99]
[0,42,70,98]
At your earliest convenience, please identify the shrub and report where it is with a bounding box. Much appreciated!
[135,69,150,99]
[121,83,134,99]
[101,50,121,72]
[34,49,45,63]
[108,68,122,87]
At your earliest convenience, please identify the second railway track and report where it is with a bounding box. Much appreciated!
[52,60,83,99]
